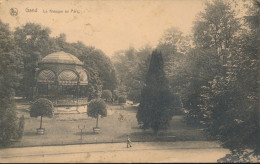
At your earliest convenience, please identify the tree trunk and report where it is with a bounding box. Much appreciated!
[96,114,99,128]
[40,115,43,129]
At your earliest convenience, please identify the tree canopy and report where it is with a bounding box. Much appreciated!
[30,98,54,118]
[0,20,24,146]
[101,90,112,102]
[112,45,153,103]
[87,99,107,119]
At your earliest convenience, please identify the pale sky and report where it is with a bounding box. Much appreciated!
[0,0,206,57]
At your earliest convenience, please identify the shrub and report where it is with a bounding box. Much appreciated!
[118,96,126,104]
[101,90,112,102]
[0,105,21,147]
[112,90,120,102]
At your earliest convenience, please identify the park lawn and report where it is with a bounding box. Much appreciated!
[13,103,141,147]
[11,102,211,148]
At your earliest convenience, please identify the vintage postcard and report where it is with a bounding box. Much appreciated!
[0,0,259,163]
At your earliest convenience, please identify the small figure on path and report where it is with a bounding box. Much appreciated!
[127,135,132,148]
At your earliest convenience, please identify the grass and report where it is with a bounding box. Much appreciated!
[11,101,212,148]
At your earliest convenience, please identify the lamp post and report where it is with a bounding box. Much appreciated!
[78,125,85,143]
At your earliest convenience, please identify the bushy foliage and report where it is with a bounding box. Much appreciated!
[217,150,260,163]
[87,99,107,128]
[101,90,112,102]
[183,48,222,126]
[112,46,152,103]
[30,98,54,118]
[184,0,259,157]
[14,23,56,99]
[127,80,142,103]
[87,99,107,119]
[118,96,126,104]
[0,20,24,147]
[85,67,102,101]
[0,104,19,147]
[30,98,54,130]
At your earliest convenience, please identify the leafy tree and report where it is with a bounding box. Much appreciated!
[0,20,24,146]
[185,0,240,126]
[183,48,222,126]
[14,23,58,99]
[158,27,191,56]
[112,47,138,93]
[101,90,112,102]
[30,98,54,130]
[87,99,107,128]
[85,67,103,101]
[212,0,259,158]
[136,50,173,135]
[185,0,259,161]
[156,27,192,116]
[193,0,240,59]
[81,48,118,91]
[127,82,142,103]
[54,33,68,51]
[112,45,152,103]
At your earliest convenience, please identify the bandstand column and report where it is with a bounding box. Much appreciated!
[47,84,49,96]
[76,81,79,107]
[55,81,58,105]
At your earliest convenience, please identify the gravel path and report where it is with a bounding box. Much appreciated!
[0,141,230,163]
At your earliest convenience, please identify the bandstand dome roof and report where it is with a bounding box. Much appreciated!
[41,51,83,65]
[37,51,88,85]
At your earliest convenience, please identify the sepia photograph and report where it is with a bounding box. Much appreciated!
[0,0,259,163]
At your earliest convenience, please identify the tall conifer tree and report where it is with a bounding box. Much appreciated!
[136,50,172,135]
